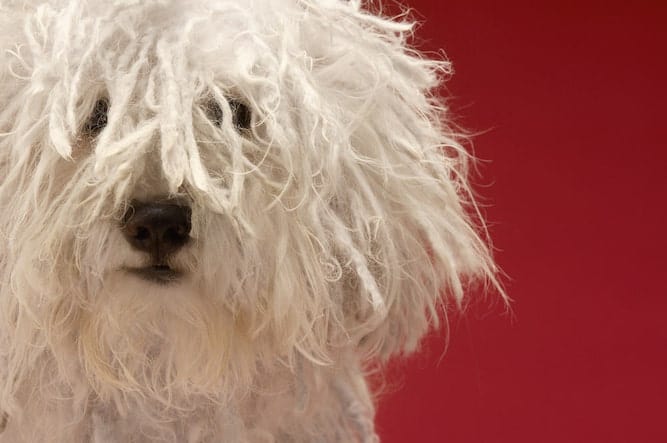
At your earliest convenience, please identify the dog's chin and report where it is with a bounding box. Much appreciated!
[78,266,240,404]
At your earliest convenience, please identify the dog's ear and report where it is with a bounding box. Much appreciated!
[294,2,503,360]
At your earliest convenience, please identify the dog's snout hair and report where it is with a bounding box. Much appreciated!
[121,200,192,260]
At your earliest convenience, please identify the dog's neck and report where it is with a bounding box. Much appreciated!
[1,352,377,443]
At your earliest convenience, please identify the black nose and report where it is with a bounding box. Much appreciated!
[121,201,191,259]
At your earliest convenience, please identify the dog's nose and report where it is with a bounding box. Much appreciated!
[121,201,191,258]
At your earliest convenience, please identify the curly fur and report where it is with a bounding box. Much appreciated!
[0,0,500,441]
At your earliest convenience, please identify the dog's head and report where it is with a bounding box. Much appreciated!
[0,0,498,406]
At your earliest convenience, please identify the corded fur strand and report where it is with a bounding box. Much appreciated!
[0,0,502,441]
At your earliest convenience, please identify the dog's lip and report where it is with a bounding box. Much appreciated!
[125,264,182,284]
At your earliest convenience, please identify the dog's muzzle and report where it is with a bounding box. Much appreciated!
[121,200,191,283]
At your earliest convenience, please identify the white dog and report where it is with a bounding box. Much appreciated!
[0,0,499,441]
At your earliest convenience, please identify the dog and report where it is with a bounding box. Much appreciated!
[0,0,500,441]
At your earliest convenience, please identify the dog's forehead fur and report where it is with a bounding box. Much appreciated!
[1,0,445,199]
[0,1,500,441]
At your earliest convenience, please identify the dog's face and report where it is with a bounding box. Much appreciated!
[0,0,496,407]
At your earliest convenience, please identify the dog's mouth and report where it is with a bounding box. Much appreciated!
[126,264,182,284]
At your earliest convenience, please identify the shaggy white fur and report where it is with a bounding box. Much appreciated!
[0,0,500,441]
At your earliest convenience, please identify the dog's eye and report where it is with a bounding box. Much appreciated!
[204,98,251,132]
[204,99,224,127]
[83,98,109,136]
[229,99,251,131]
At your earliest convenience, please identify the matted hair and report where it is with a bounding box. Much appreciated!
[0,1,501,441]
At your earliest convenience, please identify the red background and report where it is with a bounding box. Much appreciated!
[375,1,667,442]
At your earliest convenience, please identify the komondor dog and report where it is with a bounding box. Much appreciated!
[0,0,500,441]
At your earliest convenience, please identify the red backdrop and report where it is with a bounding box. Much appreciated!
[375,1,667,442]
